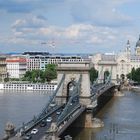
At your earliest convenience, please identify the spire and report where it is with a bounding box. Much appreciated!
[136,35,140,48]
[127,40,130,45]
[126,40,131,52]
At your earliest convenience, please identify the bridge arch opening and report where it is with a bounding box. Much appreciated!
[66,81,76,103]
[121,74,125,81]
[104,70,110,84]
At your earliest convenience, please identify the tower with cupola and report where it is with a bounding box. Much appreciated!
[135,35,140,55]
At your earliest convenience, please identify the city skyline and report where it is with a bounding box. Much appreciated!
[0,0,140,54]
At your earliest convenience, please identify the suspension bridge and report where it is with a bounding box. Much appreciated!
[6,61,118,140]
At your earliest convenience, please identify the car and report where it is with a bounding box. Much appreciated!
[23,134,32,140]
[49,102,56,108]
[40,120,46,127]
[46,117,52,122]
[56,111,61,115]
[31,128,38,134]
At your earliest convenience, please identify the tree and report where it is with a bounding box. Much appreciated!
[23,70,44,83]
[44,64,57,82]
[127,67,140,83]
[89,67,98,84]
[134,68,140,82]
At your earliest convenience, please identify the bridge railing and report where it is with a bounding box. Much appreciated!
[37,74,65,118]
[57,74,82,126]
[15,74,65,136]
[16,105,63,136]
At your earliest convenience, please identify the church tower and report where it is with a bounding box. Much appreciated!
[125,40,131,59]
[135,35,140,55]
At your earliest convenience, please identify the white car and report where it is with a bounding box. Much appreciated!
[31,128,38,134]
[50,102,56,107]
[56,111,61,115]
[46,117,52,122]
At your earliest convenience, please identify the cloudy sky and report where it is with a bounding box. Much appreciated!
[0,0,140,54]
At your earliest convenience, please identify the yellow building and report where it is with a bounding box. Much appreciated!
[0,56,7,81]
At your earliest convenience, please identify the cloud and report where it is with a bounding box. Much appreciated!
[12,15,47,32]
[67,0,133,27]
[11,16,123,47]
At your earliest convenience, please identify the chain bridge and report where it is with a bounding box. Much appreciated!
[7,61,118,140]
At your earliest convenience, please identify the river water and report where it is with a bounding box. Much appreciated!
[0,90,52,138]
[0,90,140,140]
[73,90,140,140]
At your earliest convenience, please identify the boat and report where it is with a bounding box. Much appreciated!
[0,82,57,91]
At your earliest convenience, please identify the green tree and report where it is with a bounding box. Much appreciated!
[89,67,98,84]
[127,67,140,82]
[23,71,32,81]
[134,68,140,82]
[131,67,136,81]
[44,64,57,82]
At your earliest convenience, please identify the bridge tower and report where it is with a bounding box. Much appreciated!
[56,61,91,107]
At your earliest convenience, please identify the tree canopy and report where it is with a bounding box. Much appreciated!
[44,64,57,82]
[22,64,57,83]
[89,67,98,84]
[127,67,140,82]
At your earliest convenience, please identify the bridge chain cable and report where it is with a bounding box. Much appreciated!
[90,65,113,100]
[37,74,65,118]
[57,74,82,126]
[105,65,113,85]
[15,74,65,135]
[90,66,103,95]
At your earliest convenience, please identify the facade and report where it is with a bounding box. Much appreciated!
[0,56,7,81]
[90,36,140,82]
[24,53,89,71]
[6,56,27,79]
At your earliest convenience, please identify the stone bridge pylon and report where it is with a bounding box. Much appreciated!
[56,61,91,107]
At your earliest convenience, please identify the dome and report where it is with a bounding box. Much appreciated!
[136,35,140,48]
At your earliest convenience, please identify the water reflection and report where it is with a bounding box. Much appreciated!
[74,91,140,140]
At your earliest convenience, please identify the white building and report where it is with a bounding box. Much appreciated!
[6,56,26,79]
[24,52,89,71]
[90,36,140,83]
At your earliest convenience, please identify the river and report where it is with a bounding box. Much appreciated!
[0,90,52,138]
[0,90,140,139]
[73,90,140,140]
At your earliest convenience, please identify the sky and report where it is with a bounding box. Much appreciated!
[0,0,140,54]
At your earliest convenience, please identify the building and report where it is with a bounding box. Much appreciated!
[23,52,89,71]
[90,35,140,83]
[0,55,7,81]
[6,56,26,79]
[135,35,140,55]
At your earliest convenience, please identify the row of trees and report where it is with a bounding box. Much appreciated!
[23,65,99,83]
[127,67,140,82]
[4,64,99,83]
[22,64,57,83]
